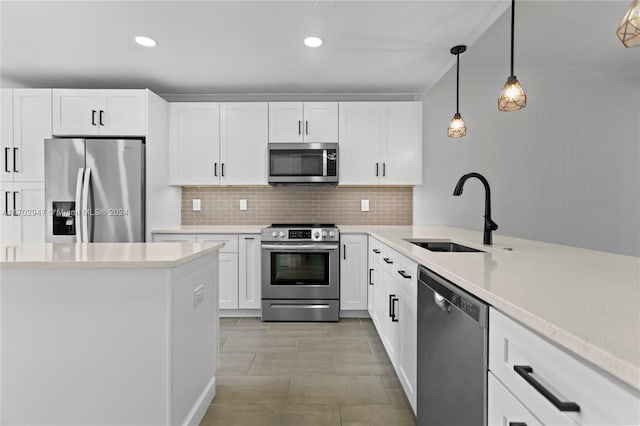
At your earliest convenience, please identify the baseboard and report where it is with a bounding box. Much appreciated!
[181,376,216,426]
[219,309,261,318]
[340,310,371,318]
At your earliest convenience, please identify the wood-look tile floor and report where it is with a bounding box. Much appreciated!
[201,317,415,426]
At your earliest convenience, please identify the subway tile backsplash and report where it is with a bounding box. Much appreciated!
[181,186,412,225]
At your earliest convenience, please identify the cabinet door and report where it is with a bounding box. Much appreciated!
[169,103,220,185]
[340,234,368,311]
[238,234,261,309]
[371,261,388,341]
[52,89,100,136]
[396,284,417,414]
[383,269,400,365]
[13,89,52,182]
[1,89,13,182]
[488,373,543,426]
[268,102,303,143]
[218,252,239,309]
[14,183,45,243]
[303,102,338,142]
[220,103,268,185]
[152,233,197,242]
[381,102,422,185]
[99,90,146,136]
[338,102,381,185]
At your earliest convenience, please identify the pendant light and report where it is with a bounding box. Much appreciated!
[498,0,527,111]
[448,45,467,138]
[617,0,640,47]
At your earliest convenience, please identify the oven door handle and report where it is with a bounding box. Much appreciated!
[261,244,339,250]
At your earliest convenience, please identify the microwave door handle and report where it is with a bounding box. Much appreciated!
[323,150,327,177]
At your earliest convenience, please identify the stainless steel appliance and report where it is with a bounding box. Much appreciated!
[268,143,338,185]
[261,224,340,321]
[45,138,145,243]
[417,266,489,426]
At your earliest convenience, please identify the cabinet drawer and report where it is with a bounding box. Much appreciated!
[488,372,543,426]
[196,234,238,253]
[152,233,197,243]
[393,253,417,300]
[489,308,640,425]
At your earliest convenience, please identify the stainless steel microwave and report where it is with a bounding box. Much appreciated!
[268,143,338,185]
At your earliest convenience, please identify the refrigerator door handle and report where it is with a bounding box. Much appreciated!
[81,168,91,243]
[74,168,84,242]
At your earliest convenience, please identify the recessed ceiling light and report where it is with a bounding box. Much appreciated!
[304,36,323,48]
[135,36,157,47]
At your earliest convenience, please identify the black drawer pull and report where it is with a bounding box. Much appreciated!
[369,268,374,285]
[509,423,527,426]
[372,249,380,254]
[513,365,580,412]
[388,294,394,318]
[383,257,393,264]
[397,270,411,279]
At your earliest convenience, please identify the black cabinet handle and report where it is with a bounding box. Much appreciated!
[91,110,96,125]
[392,297,399,322]
[4,191,9,215]
[375,162,379,177]
[389,294,394,318]
[214,163,218,177]
[343,244,346,259]
[509,423,527,426]
[244,237,255,240]
[383,162,386,177]
[99,110,104,126]
[383,257,393,264]
[513,365,580,412]
[372,248,380,254]
[12,191,17,216]
[4,148,9,172]
[298,120,301,135]
[398,270,412,279]
[13,148,18,172]
[369,268,374,285]
[221,163,225,177]
[305,120,309,135]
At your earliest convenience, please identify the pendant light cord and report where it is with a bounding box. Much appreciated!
[456,53,460,114]
[510,0,515,77]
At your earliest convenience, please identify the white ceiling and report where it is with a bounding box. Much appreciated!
[1,1,637,97]
[0,0,507,95]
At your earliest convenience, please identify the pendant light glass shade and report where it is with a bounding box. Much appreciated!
[448,45,467,138]
[498,75,527,111]
[498,0,527,112]
[617,0,640,47]
[448,113,467,138]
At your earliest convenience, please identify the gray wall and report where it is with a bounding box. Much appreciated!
[414,2,640,256]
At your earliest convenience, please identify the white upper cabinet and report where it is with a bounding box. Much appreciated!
[169,102,220,185]
[339,101,422,185]
[268,102,338,143]
[220,103,268,185]
[52,89,146,136]
[1,89,52,183]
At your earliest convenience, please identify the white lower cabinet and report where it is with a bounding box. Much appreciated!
[367,235,418,414]
[152,232,261,312]
[0,182,45,244]
[489,308,640,425]
[238,234,261,309]
[488,373,543,426]
[340,234,368,311]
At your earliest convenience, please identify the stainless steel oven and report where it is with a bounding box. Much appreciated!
[268,143,338,185]
[261,224,340,321]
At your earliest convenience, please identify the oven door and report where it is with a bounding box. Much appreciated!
[261,242,339,299]
[268,143,338,184]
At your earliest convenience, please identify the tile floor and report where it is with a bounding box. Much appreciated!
[200,317,416,426]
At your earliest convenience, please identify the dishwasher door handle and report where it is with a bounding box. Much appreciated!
[434,292,451,313]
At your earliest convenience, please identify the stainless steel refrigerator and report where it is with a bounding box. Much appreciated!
[45,138,145,243]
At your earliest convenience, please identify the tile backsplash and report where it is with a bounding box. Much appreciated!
[181,186,412,225]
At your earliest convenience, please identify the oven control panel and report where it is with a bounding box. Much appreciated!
[262,225,339,242]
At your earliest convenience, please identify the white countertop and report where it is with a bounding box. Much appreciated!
[152,225,266,234]
[151,224,640,390]
[0,242,224,268]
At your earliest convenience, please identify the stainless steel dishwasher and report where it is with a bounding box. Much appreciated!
[417,266,489,426]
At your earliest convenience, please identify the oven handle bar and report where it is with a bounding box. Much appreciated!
[261,244,339,250]
[269,304,330,309]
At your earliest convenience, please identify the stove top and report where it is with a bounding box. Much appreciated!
[269,223,336,228]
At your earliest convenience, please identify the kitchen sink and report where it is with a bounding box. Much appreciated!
[406,240,485,253]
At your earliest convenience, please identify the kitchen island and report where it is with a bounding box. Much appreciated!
[0,242,222,426]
